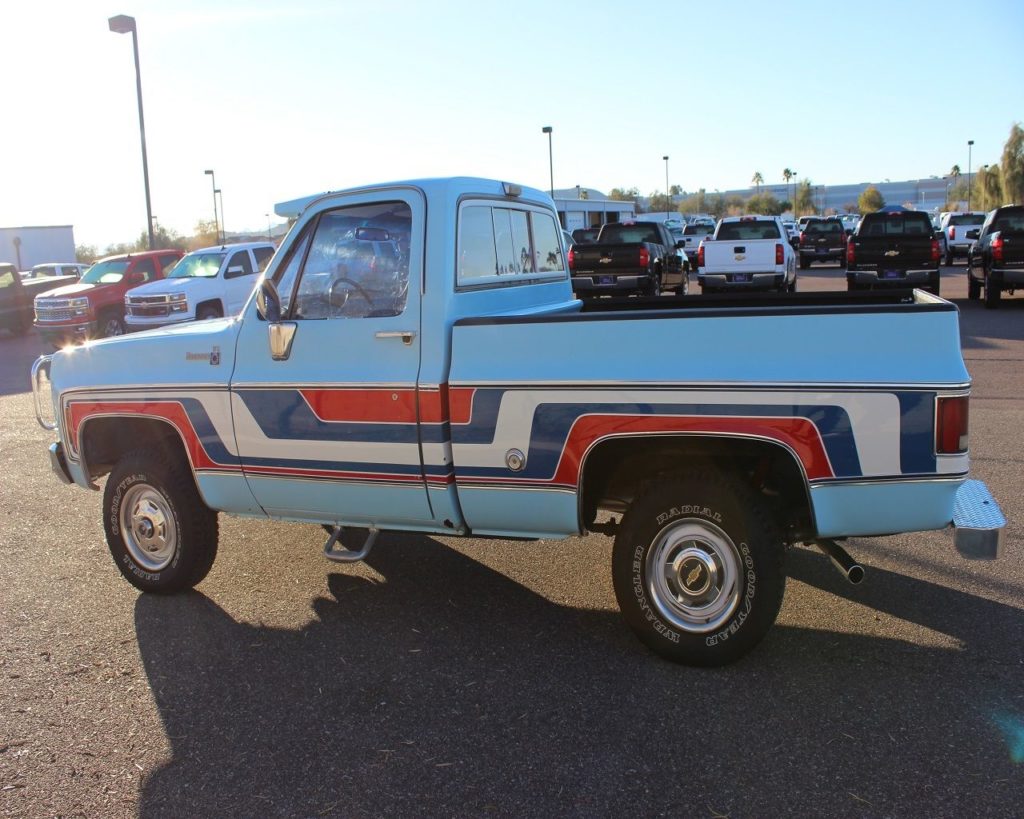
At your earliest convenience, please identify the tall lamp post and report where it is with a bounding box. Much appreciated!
[108,14,155,251]
[204,170,220,243]
[967,139,974,211]
[663,155,670,219]
[266,213,272,242]
[541,126,553,198]
[215,189,225,242]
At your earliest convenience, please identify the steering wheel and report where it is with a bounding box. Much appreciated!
[328,276,376,314]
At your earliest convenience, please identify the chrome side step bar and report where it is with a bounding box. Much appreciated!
[323,526,379,563]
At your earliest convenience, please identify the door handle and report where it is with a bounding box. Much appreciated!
[375,330,416,346]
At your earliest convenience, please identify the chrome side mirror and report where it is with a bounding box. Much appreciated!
[256,279,296,361]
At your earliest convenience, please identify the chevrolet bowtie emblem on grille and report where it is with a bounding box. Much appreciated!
[885,250,900,256]
[599,257,613,264]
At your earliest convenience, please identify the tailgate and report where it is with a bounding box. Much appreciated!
[571,243,645,274]
[702,239,779,272]
[853,237,934,270]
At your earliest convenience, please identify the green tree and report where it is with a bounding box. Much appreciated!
[751,171,763,195]
[858,184,885,213]
[782,167,796,206]
[190,219,220,250]
[1001,122,1024,205]
[745,193,783,215]
[648,192,675,214]
[669,184,682,196]
[75,244,98,263]
[608,187,640,202]
[975,165,1003,211]
[794,179,816,215]
[678,189,708,215]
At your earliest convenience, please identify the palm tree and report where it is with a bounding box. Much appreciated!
[783,168,796,209]
[751,171,763,195]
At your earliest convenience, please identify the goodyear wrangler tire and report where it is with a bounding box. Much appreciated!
[103,448,218,593]
[612,473,786,666]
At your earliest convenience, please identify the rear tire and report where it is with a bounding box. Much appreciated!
[984,276,1001,309]
[611,472,786,666]
[99,313,125,338]
[944,251,953,267]
[926,271,941,297]
[968,274,981,300]
[799,257,811,270]
[103,447,218,593]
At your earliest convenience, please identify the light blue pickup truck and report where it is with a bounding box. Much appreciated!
[33,177,1006,666]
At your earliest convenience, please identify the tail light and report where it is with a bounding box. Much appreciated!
[949,226,956,241]
[992,232,1004,264]
[567,246,575,270]
[846,238,855,265]
[936,395,969,454]
[697,243,705,268]
[638,247,650,269]
[930,238,940,263]
[775,243,784,265]
[799,231,806,246]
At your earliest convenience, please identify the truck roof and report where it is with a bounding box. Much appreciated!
[274,177,550,220]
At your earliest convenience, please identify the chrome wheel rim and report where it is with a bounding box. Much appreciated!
[646,519,742,634]
[104,318,124,337]
[120,483,177,572]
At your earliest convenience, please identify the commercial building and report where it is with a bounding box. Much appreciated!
[0,225,76,270]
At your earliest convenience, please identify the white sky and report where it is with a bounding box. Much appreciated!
[2,0,1022,249]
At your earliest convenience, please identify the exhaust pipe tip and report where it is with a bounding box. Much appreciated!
[812,539,866,585]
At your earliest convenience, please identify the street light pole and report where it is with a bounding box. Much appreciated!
[967,139,974,211]
[663,155,670,219]
[266,213,272,242]
[215,189,225,242]
[204,170,220,243]
[541,126,553,198]
[108,14,155,250]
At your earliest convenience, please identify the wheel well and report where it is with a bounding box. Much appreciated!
[579,435,814,540]
[80,416,190,482]
[195,298,224,317]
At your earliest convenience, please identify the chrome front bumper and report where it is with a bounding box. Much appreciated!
[953,479,1006,559]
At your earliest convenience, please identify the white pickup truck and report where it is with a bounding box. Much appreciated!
[697,215,797,293]
[125,242,275,330]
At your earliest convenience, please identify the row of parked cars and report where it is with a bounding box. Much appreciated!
[562,204,1023,304]
[0,242,276,345]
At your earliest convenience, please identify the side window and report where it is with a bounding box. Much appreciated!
[274,225,314,315]
[0,271,14,289]
[457,203,565,286]
[287,201,411,320]
[531,211,565,273]
[159,254,179,274]
[133,258,157,281]
[253,246,274,272]
[225,250,254,278]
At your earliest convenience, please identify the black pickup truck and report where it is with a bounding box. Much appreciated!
[967,204,1024,308]
[568,220,687,296]
[0,263,77,337]
[846,210,941,295]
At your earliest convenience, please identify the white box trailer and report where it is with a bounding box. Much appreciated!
[0,225,76,271]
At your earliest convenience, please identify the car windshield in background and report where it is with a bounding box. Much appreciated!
[861,214,933,237]
[80,260,129,284]
[805,222,845,236]
[598,225,662,244]
[717,221,781,241]
[949,214,985,226]
[683,224,714,236]
[168,253,227,278]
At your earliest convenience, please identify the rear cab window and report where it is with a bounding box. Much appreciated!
[457,201,566,287]
[860,213,934,237]
[597,224,661,244]
[805,221,844,236]
[993,208,1024,236]
[716,220,781,241]
[949,214,985,226]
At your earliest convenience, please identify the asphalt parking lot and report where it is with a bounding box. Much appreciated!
[2,264,1022,818]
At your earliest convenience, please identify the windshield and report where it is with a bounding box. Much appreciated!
[167,252,226,279]
[717,220,781,240]
[81,260,129,284]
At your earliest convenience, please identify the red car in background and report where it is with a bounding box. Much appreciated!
[33,249,182,347]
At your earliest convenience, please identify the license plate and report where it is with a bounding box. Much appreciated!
[816,247,827,254]
[883,270,902,279]
[598,275,614,285]
[733,273,750,283]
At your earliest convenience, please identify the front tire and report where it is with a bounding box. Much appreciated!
[611,472,786,666]
[103,447,218,593]
[197,305,223,321]
[99,313,125,338]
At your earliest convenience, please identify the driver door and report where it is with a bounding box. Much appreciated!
[230,187,432,526]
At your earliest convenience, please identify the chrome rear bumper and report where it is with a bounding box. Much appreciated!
[49,442,73,485]
[953,479,1006,559]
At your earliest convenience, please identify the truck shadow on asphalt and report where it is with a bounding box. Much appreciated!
[954,295,1024,350]
[0,331,51,397]
[133,532,1024,817]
